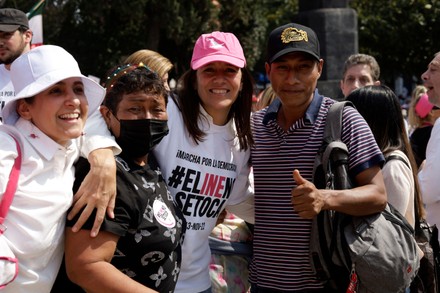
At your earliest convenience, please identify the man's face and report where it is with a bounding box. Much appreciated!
[265,52,323,109]
[0,29,32,66]
[422,54,440,107]
[340,64,379,97]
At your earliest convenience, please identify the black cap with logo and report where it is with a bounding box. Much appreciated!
[267,23,320,63]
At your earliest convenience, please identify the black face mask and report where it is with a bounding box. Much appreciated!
[115,119,169,158]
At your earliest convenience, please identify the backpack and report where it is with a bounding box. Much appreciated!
[385,155,440,293]
[410,219,440,293]
[309,101,421,293]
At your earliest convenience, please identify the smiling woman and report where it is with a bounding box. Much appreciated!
[152,31,255,293]
[16,78,88,145]
[0,44,106,293]
[195,61,243,125]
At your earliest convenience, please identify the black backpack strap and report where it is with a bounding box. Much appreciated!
[323,101,354,143]
[311,101,355,289]
[324,102,343,141]
[320,101,355,185]
[385,154,410,169]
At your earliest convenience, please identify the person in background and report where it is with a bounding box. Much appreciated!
[340,53,381,98]
[0,45,106,293]
[339,53,412,135]
[408,85,429,133]
[346,85,424,226]
[407,85,440,168]
[152,31,255,293]
[124,49,173,91]
[255,85,277,111]
[251,94,259,112]
[250,23,386,292]
[63,64,186,292]
[418,51,440,242]
[0,8,32,118]
[0,7,119,237]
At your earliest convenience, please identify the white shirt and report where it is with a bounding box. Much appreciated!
[418,119,440,241]
[0,64,15,123]
[383,150,415,227]
[153,99,254,293]
[0,63,119,291]
[0,119,83,293]
[0,115,119,292]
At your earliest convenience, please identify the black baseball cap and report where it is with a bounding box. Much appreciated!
[0,8,29,32]
[267,23,320,63]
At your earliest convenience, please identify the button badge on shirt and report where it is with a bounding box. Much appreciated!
[153,199,176,228]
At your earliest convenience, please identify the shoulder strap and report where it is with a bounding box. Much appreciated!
[323,101,354,142]
[0,135,22,227]
[321,101,354,174]
[385,153,427,231]
[385,154,410,169]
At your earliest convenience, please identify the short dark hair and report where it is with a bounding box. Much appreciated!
[17,25,29,33]
[103,65,168,113]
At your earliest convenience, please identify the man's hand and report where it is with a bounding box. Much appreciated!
[68,148,116,237]
[291,169,324,219]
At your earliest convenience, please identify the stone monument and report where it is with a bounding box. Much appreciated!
[295,0,358,100]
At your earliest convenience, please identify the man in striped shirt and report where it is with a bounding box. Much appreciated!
[249,23,387,292]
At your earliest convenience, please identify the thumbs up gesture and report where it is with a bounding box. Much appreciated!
[291,169,324,219]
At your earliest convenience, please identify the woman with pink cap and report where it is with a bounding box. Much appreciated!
[152,31,255,293]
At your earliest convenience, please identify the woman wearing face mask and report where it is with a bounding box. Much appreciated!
[62,64,186,293]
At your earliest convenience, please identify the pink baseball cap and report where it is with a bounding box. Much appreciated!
[415,93,434,118]
[191,31,246,70]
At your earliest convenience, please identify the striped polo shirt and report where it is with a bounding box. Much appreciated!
[249,90,384,291]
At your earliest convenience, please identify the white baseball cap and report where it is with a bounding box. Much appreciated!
[3,45,105,125]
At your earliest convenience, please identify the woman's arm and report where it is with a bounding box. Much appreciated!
[68,148,116,237]
[65,229,158,293]
[68,109,121,237]
[382,159,412,222]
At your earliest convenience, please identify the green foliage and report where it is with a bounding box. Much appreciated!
[1,0,299,82]
[217,0,268,70]
[350,0,440,86]
[11,0,440,91]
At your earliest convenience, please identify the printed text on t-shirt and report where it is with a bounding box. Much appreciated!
[169,165,235,220]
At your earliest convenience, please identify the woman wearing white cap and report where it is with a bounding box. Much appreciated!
[152,31,255,293]
[0,45,112,293]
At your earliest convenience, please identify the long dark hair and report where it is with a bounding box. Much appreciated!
[175,67,254,151]
[346,85,425,218]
